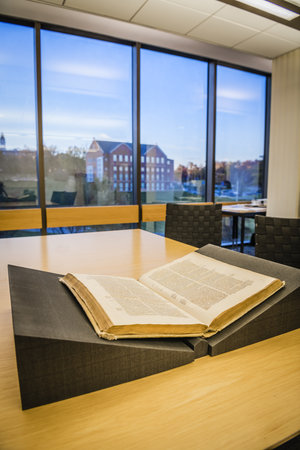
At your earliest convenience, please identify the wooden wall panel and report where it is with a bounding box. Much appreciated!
[46,205,139,228]
[142,204,166,222]
[0,209,42,231]
[0,202,253,231]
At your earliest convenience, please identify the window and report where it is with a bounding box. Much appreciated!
[215,66,266,203]
[0,22,38,208]
[41,29,132,207]
[141,49,208,203]
[215,65,267,244]
[1,20,270,240]
[140,47,208,234]
[87,165,94,182]
[96,157,103,181]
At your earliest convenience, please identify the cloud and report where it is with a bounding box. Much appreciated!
[43,113,128,130]
[44,61,126,80]
[0,108,35,123]
[45,85,119,99]
[217,88,260,101]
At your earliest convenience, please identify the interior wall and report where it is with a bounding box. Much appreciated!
[267,48,300,218]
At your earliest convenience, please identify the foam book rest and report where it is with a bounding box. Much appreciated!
[8,245,300,409]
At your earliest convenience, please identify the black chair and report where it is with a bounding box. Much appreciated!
[51,191,77,206]
[255,215,300,268]
[165,203,222,248]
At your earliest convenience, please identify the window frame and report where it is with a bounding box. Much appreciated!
[0,14,271,234]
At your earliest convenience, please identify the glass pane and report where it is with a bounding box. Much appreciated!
[0,229,41,239]
[0,21,38,208]
[222,216,255,248]
[215,66,266,203]
[41,30,132,206]
[141,49,208,204]
[141,221,165,237]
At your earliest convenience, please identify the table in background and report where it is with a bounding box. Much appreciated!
[0,229,299,450]
[222,204,266,252]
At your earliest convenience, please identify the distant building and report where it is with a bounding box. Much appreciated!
[0,133,6,150]
[86,140,174,192]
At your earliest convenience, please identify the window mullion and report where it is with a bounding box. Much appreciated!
[206,62,216,203]
[34,22,47,234]
[132,43,142,226]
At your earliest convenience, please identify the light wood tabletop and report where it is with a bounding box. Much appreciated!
[222,204,267,214]
[0,229,299,450]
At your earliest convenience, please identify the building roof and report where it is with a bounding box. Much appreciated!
[94,140,168,158]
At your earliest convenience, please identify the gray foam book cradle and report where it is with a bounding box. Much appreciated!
[8,245,300,409]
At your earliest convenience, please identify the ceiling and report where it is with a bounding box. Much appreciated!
[20,0,300,58]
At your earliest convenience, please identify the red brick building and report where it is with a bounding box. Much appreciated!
[86,140,174,192]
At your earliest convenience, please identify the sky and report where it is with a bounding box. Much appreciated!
[0,21,267,168]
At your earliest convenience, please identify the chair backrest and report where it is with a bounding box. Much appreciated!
[255,215,300,268]
[51,191,77,206]
[165,203,222,248]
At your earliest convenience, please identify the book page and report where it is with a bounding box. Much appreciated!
[71,273,201,326]
[139,252,280,325]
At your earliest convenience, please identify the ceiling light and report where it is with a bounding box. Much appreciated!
[234,0,299,20]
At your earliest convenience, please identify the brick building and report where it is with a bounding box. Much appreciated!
[86,140,174,192]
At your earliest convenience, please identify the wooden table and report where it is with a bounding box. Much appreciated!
[222,204,266,252]
[0,229,299,450]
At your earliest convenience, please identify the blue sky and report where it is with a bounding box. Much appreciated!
[0,22,36,148]
[0,21,266,168]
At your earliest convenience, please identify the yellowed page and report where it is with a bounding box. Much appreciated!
[139,252,283,325]
[70,273,202,326]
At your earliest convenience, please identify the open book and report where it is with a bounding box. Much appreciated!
[60,252,284,341]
